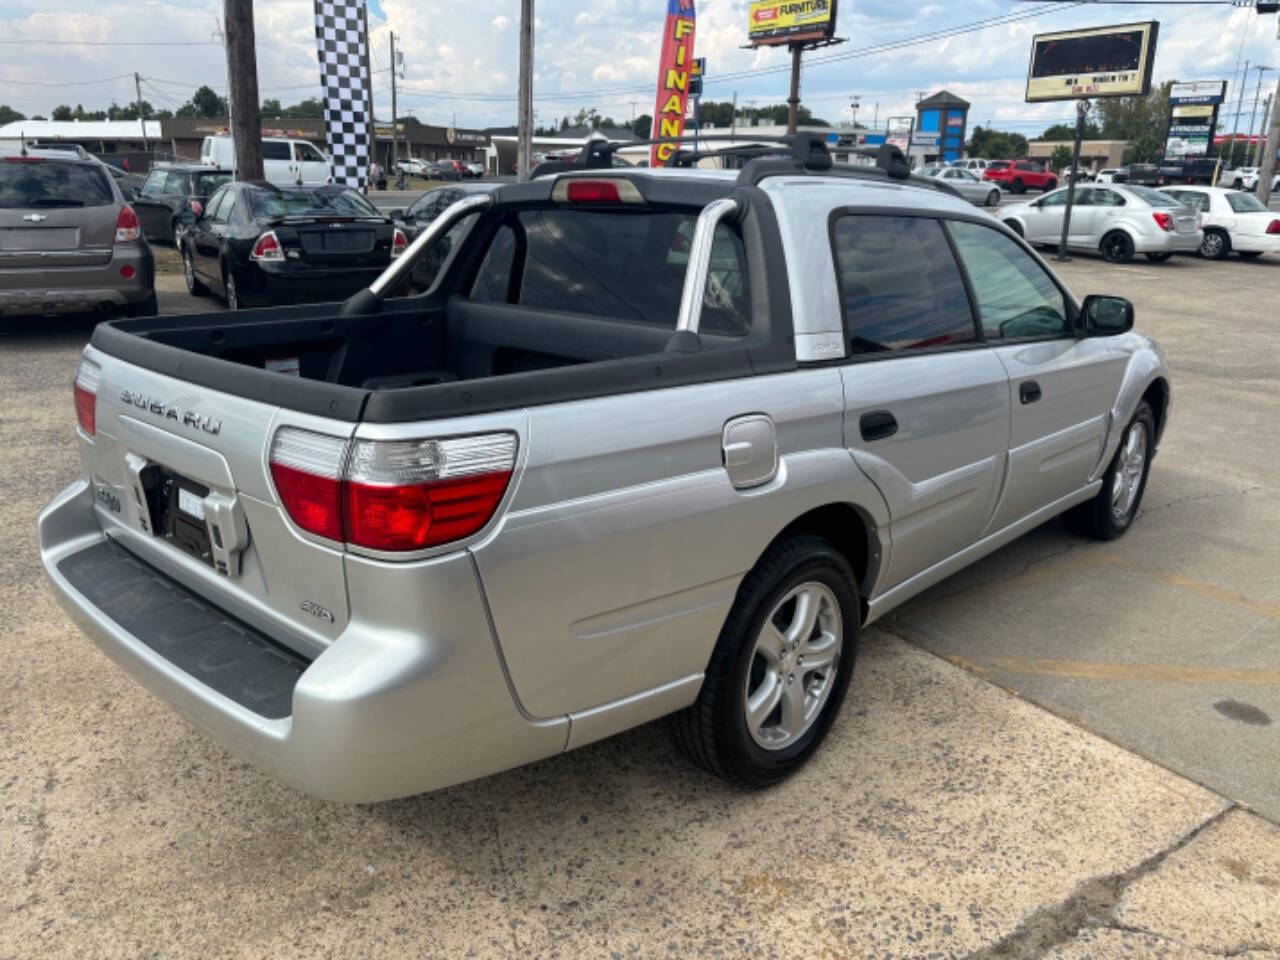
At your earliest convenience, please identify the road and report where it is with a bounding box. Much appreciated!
[1,247,1277,958]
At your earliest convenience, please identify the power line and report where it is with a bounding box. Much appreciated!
[0,37,218,46]
[1,73,134,88]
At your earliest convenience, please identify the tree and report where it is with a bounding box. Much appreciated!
[0,105,24,125]
[1122,134,1164,165]
[632,114,652,139]
[1050,145,1073,171]
[190,84,226,118]
[108,100,156,121]
[261,98,282,116]
[967,125,1028,159]
[51,104,73,121]
[1041,118,1101,141]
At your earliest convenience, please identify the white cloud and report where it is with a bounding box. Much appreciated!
[491,15,511,32]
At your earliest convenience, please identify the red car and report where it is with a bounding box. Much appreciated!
[983,159,1057,194]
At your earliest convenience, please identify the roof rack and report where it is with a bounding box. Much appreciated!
[528,132,962,199]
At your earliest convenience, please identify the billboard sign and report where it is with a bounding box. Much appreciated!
[748,0,836,47]
[886,116,914,151]
[1025,21,1159,102]
[1165,80,1226,159]
[650,0,697,167]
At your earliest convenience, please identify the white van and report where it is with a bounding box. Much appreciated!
[199,136,331,186]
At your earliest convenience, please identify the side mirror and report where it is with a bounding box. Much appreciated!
[388,208,405,219]
[127,187,141,201]
[1080,294,1134,336]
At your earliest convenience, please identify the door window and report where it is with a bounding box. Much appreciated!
[294,142,326,163]
[261,141,291,161]
[946,220,1070,341]
[1091,188,1126,207]
[831,215,977,354]
[162,171,190,195]
[140,170,166,197]
[1039,190,1069,207]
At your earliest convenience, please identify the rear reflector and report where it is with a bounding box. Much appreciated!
[250,230,284,262]
[114,204,140,244]
[1152,211,1174,232]
[268,428,517,551]
[73,357,101,437]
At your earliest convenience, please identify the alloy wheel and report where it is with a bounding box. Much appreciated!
[743,582,843,751]
[1200,232,1225,258]
[183,251,195,294]
[1111,421,1147,521]
[225,273,239,310]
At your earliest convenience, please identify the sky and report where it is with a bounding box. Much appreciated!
[0,0,1277,139]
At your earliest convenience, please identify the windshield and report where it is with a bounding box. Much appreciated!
[193,172,232,196]
[1125,185,1182,208]
[0,160,114,208]
[249,186,380,219]
[1226,192,1267,214]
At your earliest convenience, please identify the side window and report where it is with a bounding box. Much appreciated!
[470,224,517,302]
[140,170,166,197]
[1093,188,1126,207]
[295,142,326,163]
[1040,191,1069,208]
[163,171,189,195]
[946,220,1070,341]
[203,188,227,220]
[831,215,977,355]
[261,141,291,161]
[211,189,235,224]
[1182,191,1209,212]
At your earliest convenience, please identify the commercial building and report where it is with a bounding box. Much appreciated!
[914,91,970,165]
[1027,139,1129,172]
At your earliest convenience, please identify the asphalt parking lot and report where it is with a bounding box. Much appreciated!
[2,247,1278,957]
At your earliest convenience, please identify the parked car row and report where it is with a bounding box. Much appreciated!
[395,157,484,180]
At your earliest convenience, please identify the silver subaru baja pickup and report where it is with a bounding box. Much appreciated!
[38,138,1170,801]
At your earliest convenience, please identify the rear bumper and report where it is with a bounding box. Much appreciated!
[244,264,387,306]
[0,245,154,316]
[38,479,567,802]
[1231,235,1280,254]
[1133,230,1202,254]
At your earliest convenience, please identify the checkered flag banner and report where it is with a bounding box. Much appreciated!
[314,0,371,189]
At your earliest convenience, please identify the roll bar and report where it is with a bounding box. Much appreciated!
[675,196,743,334]
[367,193,494,299]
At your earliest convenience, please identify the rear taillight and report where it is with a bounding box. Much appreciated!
[268,429,346,541]
[1152,211,1174,232]
[190,199,204,217]
[73,357,101,437]
[114,204,140,243]
[1267,220,1280,235]
[250,230,284,262]
[553,178,644,204]
[268,428,517,551]
[391,227,408,257]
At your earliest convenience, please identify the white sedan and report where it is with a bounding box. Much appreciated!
[1216,166,1280,192]
[1158,185,1280,260]
[997,183,1201,263]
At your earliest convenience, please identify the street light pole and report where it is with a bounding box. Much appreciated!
[1247,66,1274,167]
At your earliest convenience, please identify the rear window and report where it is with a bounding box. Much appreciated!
[249,187,379,219]
[0,160,114,209]
[468,208,750,335]
[1226,192,1267,214]
[1125,185,1181,208]
[193,172,232,196]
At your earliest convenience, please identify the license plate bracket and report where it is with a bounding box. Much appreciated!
[142,466,214,568]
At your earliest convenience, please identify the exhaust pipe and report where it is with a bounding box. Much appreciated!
[95,301,117,316]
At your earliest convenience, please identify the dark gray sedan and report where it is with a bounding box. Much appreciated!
[919,165,1002,207]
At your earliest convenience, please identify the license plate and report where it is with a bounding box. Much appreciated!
[178,487,206,520]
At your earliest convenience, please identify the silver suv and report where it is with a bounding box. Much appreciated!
[0,146,156,318]
[39,138,1170,801]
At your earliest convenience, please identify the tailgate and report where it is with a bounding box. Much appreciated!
[0,206,115,269]
[80,346,355,654]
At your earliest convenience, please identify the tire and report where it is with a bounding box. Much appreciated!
[1238,251,1263,260]
[223,266,240,310]
[1005,219,1024,237]
[1044,178,1057,191]
[1199,229,1230,260]
[668,534,859,787]
[1100,230,1135,264]
[1232,178,1243,190]
[1144,252,1173,262]
[1011,178,1025,194]
[125,291,158,318]
[183,246,208,296]
[1065,401,1155,541]
[169,217,182,246]
[986,189,1000,207]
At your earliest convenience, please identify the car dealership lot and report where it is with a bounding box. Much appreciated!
[1,254,1278,957]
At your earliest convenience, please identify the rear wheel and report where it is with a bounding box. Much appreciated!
[223,267,240,310]
[1144,252,1173,262]
[1011,178,1025,194]
[1100,230,1135,263]
[183,246,208,296]
[986,189,1000,206]
[1044,178,1057,191]
[669,534,858,787]
[1065,401,1155,540]
[1200,229,1230,260]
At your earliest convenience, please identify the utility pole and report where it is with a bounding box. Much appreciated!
[133,72,149,155]
[730,91,738,139]
[1256,93,1273,167]
[1226,59,1249,168]
[786,43,803,134]
[1056,98,1090,263]
[1245,65,1273,167]
[517,0,534,180]
[213,18,234,178]
[389,31,399,169]
[1259,75,1279,206]
[223,0,263,181]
